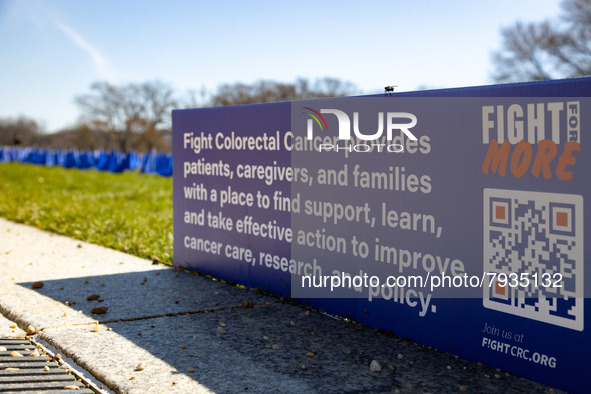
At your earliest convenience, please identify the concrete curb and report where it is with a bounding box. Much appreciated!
[0,218,563,393]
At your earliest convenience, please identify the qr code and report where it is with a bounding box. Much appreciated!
[483,189,584,331]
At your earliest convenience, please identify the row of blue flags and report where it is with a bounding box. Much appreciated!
[0,146,173,176]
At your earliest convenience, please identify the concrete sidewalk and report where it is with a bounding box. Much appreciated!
[0,218,562,393]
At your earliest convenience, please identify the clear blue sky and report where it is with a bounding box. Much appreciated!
[0,0,562,132]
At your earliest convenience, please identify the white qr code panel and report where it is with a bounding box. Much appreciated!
[483,189,583,331]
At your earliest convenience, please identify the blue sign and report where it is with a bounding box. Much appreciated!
[173,78,590,393]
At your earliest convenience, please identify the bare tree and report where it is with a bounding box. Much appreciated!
[181,86,209,109]
[75,81,177,152]
[210,77,358,106]
[0,117,43,146]
[492,0,591,82]
[311,77,357,97]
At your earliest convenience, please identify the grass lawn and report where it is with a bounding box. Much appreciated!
[0,162,173,264]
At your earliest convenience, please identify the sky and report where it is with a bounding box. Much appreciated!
[0,0,563,133]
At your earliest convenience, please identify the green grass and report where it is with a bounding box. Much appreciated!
[0,162,173,264]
